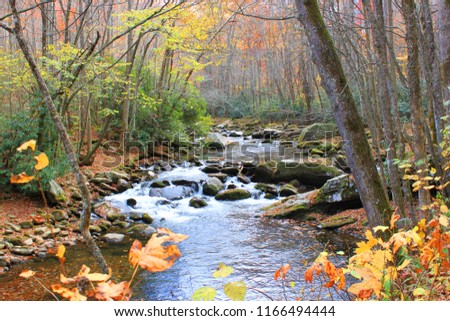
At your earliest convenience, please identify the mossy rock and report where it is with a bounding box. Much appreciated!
[129,213,143,221]
[254,183,278,195]
[279,184,297,197]
[189,197,208,208]
[319,214,357,229]
[203,177,224,196]
[142,213,154,224]
[89,225,103,233]
[298,123,338,142]
[215,189,252,201]
[253,163,276,183]
[262,193,314,218]
[150,180,169,188]
[273,161,343,187]
[314,174,359,203]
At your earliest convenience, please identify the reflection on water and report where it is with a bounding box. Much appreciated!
[1,166,355,301]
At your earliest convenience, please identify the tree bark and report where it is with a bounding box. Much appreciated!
[294,0,391,227]
[402,0,431,220]
[437,0,450,105]
[4,0,109,274]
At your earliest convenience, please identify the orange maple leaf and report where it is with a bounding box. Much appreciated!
[304,262,321,283]
[274,264,291,281]
[51,284,87,301]
[128,228,188,273]
[10,172,35,184]
[34,152,49,170]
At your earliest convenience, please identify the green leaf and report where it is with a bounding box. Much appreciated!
[191,287,217,301]
[413,288,429,297]
[290,281,296,288]
[350,270,361,279]
[224,281,246,301]
[212,262,234,278]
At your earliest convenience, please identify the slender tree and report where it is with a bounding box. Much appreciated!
[294,0,391,227]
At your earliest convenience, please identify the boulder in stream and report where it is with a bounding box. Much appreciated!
[215,188,251,201]
[102,233,125,244]
[202,177,224,196]
[149,185,195,200]
[189,196,208,208]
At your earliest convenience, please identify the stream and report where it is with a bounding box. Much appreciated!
[0,135,358,301]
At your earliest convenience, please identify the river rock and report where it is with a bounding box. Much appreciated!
[96,171,131,184]
[252,163,275,183]
[117,179,132,193]
[149,185,195,200]
[318,213,358,230]
[126,224,157,236]
[262,193,314,218]
[221,167,239,176]
[113,221,130,229]
[207,173,228,183]
[46,180,69,206]
[5,222,21,232]
[237,174,251,184]
[279,184,298,197]
[142,213,154,224]
[0,256,10,267]
[11,247,34,256]
[4,236,27,246]
[130,212,143,221]
[51,210,69,222]
[42,228,60,239]
[189,197,208,208]
[215,189,251,201]
[151,180,170,188]
[201,165,222,174]
[94,202,121,219]
[202,177,224,196]
[89,225,102,233]
[298,123,338,141]
[126,198,137,207]
[19,221,33,229]
[254,183,278,196]
[314,174,359,203]
[102,233,125,244]
[272,160,343,187]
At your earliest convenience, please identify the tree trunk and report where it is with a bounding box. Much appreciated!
[294,0,391,227]
[5,0,109,274]
[437,0,450,105]
[402,0,431,220]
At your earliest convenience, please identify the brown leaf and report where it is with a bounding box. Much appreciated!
[20,270,36,279]
[51,284,87,301]
[17,140,36,152]
[34,152,49,170]
[10,172,35,184]
[128,239,143,268]
[95,281,131,301]
[59,265,111,284]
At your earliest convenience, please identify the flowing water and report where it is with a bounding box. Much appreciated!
[1,137,357,301]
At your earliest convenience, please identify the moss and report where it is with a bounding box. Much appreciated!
[215,189,251,201]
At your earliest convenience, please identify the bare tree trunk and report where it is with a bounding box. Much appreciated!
[364,0,406,216]
[402,0,431,221]
[295,0,391,227]
[437,0,450,105]
[3,0,109,274]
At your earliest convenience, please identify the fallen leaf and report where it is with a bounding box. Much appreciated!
[224,281,246,301]
[95,281,131,301]
[212,262,234,278]
[20,270,35,278]
[51,284,87,301]
[55,244,66,260]
[17,140,36,152]
[439,215,449,227]
[191,287,217,301]
[128,228,188,273]
[10,172,35,184]
[34,152,49,170]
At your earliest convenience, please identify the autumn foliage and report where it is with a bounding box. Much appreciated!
[20,228,188,301]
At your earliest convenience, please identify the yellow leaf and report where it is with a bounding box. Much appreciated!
[212,262,234,278]
[439,215,449,227]
[55,244,66,260]
[430,167,436,175]
[17,139,36,152]
[413,287,429,297]
[191,287,217,301]
[20,270,36,278]
[397,259,410,271]
[10,172,35,184]
[224,281,246,301]
[34,152,49,170]
[440,205,449,214]
[373,226,389,233]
